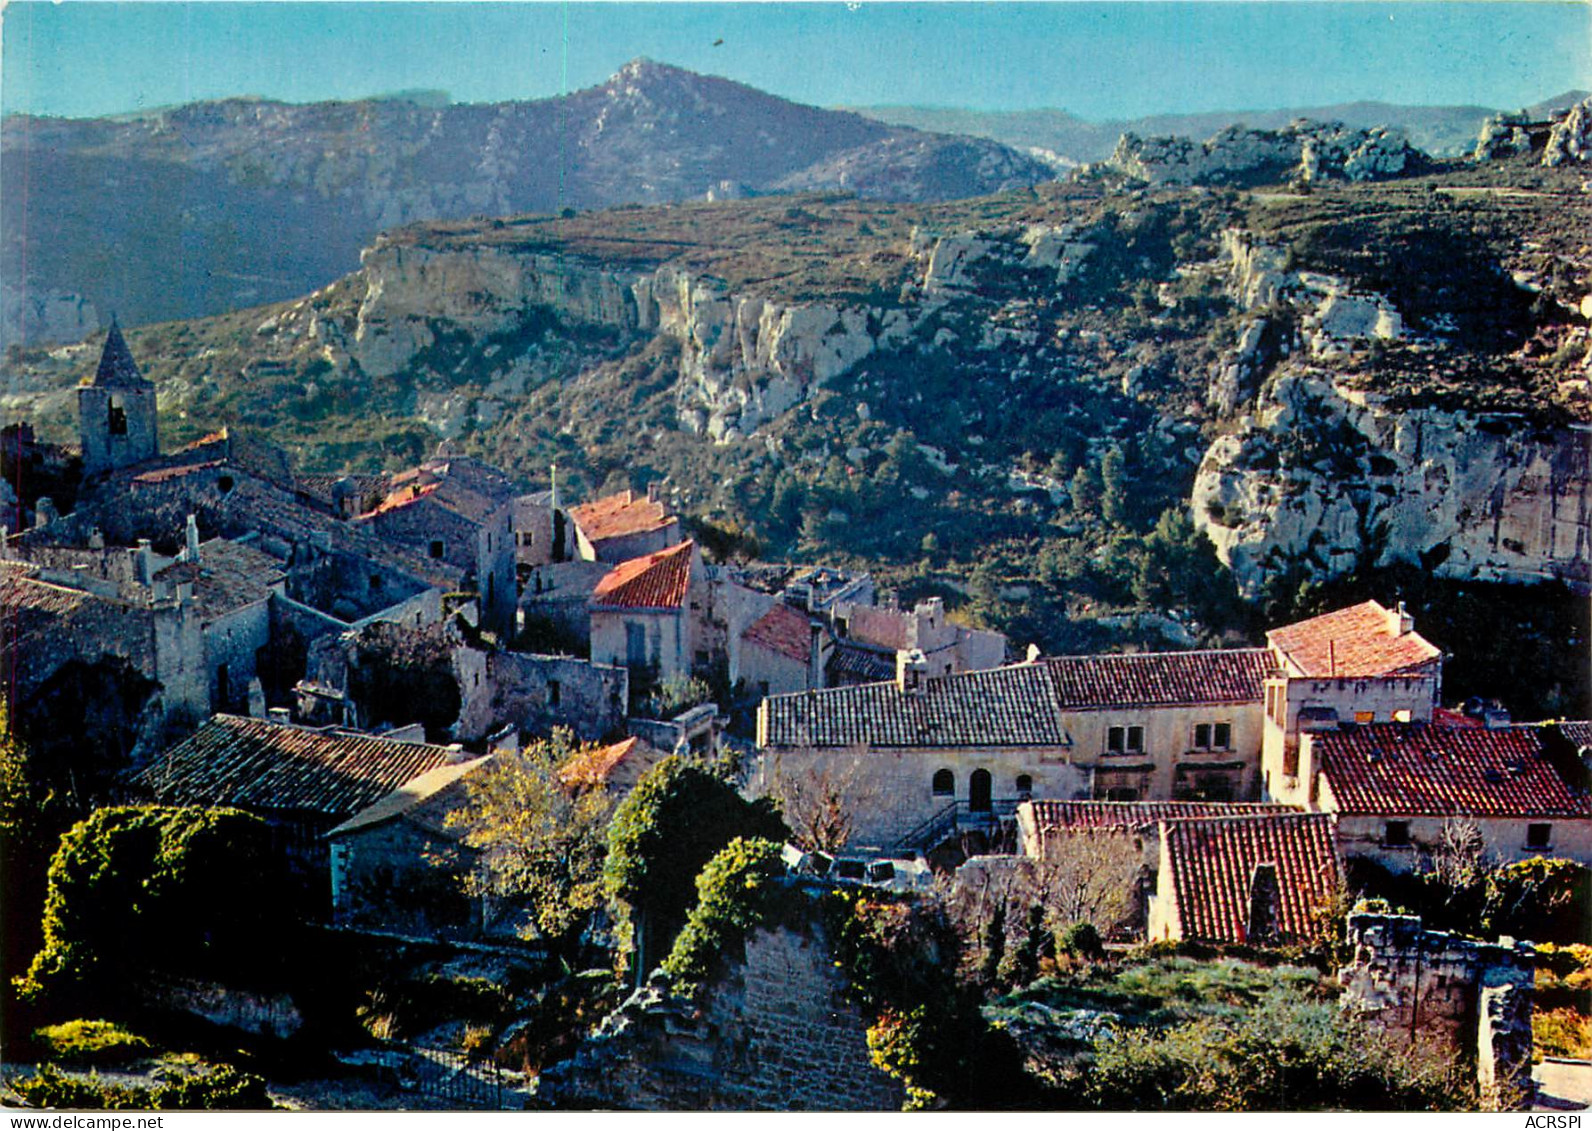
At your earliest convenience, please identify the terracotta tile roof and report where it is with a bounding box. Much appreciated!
[1432,707,1485,728]
[569,490,676,544]
[0,561,88,618]
[1315,723,1592,818]
[144,714,459,819]
[1044,648,1272,709]
[762,662,1068,749]
[826,641,896,685]
[327,755,492,838]
[1025,799,1295,832]
[1160,813,1341,945]
[743,603,815,663]
[591,541,695,611]
[1267,600,1440,678]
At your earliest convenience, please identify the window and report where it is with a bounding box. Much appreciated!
[1384,821,1411,848]
[369,574,383,591]
[429,539,445,559]
[1015,774,1033,797]
[1527,823,1552,850]
[625,622,647,667]
[1108,725,1143,753]
[1194,724,1211,749]
[486,532,492,552]
[217,475,235,494]
[932,769,955,796]
[108,399,128,436]
[548,679,561,707]
[1214,723,1231,749]
[969,768,992,812]
[1392,708,1412,723]
[1106,786,1139,802]
[1355,711,1375,724]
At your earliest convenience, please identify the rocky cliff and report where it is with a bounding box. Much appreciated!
[1193,372,1592,596]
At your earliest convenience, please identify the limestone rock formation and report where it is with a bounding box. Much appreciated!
[1544,97,1592,166]
[1104,121,1421,186]
[1192,372,1592,596]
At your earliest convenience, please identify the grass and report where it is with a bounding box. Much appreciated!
[989,954,1329,1032]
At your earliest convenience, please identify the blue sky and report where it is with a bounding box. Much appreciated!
[3,2,1588,122]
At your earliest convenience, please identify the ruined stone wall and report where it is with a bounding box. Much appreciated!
[1338,911,1535,1105]
[536,919,903,1111]
[452,648,628,744]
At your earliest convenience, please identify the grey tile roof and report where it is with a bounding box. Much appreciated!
[763,662,1069,749]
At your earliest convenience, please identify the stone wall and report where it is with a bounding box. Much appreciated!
[536,916,903,1111]
[453,648,628,744]
[1338,911,1536,1107]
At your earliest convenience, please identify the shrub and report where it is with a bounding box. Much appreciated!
[603,757,787,972]
[1086,994,1468,1111]
[1058,921,1104,960]
[7,1063,270,1110]
[660,837,787,991]
[31,1020,150,1067]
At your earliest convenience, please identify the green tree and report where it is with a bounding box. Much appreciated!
[448,729,616,957]
[603,757,786,980]
[18,807,289,1008]
[1100,446,1131,527]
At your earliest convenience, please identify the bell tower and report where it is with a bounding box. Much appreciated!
[78,320,158,475]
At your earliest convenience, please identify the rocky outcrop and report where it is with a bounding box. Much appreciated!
[1544,97,1592,166]
[1105,121,1421,186]
[1193,372,1592,595]
[1474,96,1592,166]
[342,221,1108,441]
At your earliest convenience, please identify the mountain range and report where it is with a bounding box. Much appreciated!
[0,59,1050,348]
[847,91,1590,167]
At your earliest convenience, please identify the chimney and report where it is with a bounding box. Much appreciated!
[1387,599,1413,637]
[1246,862,1280,945]
[135,539,154,584]
[896,648,930,695]
[185,514,202,563]
[808,621,824,690]
[88,527,105,550]
[267,706,292,726]
[549,461,559,513]
[647,480,662,505]
[1025,643,1042,664]
[34,497,57,529]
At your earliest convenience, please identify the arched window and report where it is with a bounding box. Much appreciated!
[1015,774,1033,797]
[931,769,955,796]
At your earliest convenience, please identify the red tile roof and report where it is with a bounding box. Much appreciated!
[1267,600,1440,678]
[1044,648,1272,708]
[569,490,676,544]
[591,541,694,611]
[131,460,226,486]
[1314,723,1592,818]
[743,603,815,663]
[1025,799,1295,832]
[1556,721,1592,752]
[144,714,460,819]
[1160,813,1341,945]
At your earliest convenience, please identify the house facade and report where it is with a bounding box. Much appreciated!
[589,540,703,685]
[1303,722,1592,871]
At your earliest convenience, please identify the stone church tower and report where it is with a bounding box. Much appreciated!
[78,320,158,475]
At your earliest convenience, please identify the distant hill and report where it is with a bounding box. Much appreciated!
[847,90,1592,165]
[0,59,1053,347]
